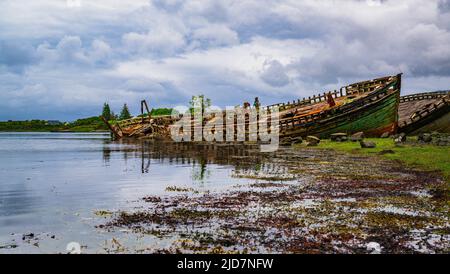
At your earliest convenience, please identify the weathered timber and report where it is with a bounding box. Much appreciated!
[100,115,122,139]
[278,74,402,138]
[106,74,402,141]
[398,91,450,134]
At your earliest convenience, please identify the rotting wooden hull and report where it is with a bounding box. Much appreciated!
[280,75,401,138]
[398,91,450,134]
[104,74,402,141]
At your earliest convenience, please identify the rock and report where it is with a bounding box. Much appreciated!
[22,233,35,241]
[393,133,406,144]
[281,136,302,146]
[360,140,376,148]
[418,133,432,143]
[350,132,365,142]
[366,242,382,254]
[437,138,448,146]
[431,131,441,138]
[417,133,424,141]
[306,136,320,146]
[291,136,303,144]
[330,133,347,141]
[280,137,292,146]
[338,136,348,142]
[380,132,390,138]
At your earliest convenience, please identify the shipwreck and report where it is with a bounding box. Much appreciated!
[101,74,449,141]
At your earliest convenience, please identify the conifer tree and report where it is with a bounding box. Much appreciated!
[102,102,112,121]
[119,103,132,120]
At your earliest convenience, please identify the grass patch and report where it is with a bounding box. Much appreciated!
[296,138,450,183]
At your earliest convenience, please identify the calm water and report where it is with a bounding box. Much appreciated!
[0,132,270,253]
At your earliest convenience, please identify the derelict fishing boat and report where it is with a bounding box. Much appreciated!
[103,74,402,140]
[277,74,402,138]
[398,91,450,134]
[101,100,179,139]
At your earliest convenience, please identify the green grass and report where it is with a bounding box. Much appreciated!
[297,138,450,183]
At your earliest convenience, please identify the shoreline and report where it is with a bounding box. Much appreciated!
[0,130,110,133]
[97,144,449,254]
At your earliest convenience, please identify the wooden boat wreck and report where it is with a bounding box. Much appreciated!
[276,74,402,138]
[102,74,403,141]
[398,91,450,134]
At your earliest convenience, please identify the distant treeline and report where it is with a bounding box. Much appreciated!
[0,117,108,132]
[0,108,175,132]
[150,108,174,116]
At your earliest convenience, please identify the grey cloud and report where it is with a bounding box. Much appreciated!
[152,0,184,12]
[439,0,450,12]
[260,60,290,87]
[190,24,239,48]
[0,41,37,72]
[1,0,450,120]
[36,36,113,66]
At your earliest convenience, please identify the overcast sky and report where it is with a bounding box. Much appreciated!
[1,0,450,121]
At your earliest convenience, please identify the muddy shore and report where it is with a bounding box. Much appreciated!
[99,143,449,254]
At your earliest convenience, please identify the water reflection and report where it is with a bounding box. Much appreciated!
[0,133,293,253]
[103,139,292,183]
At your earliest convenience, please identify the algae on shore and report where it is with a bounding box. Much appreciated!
[99,144,450,254]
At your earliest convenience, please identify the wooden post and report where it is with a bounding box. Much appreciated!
[100,115,121,139]
[141,100,151,122]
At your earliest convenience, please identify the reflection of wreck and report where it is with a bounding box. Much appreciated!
[134,140,296,180]
[135,140,266,175]
[398,91,450,134]
[102,74,448,140]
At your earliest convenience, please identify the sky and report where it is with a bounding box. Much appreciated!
[0,0,450,121]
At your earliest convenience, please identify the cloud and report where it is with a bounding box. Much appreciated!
[122,28,186,57]
[0,42,37,72]
[191,24,239,48]
[0,0,450,120]
[260,60,290,87]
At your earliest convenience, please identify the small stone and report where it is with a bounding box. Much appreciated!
[367,242,382,254]
[280,137,292,146]
[431,131,441,138]
[306,136,320,146]
[420,133,432,143]
[380,132,390,138]
[291,136,303,144]
[350,132,365,142]
[360,140,376,148]
[394,133,406,144]
[437,138,448,146]
[330,133,347,141]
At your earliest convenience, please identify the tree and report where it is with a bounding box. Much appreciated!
[189,95,211,115]
[102,102,112,121]
[119,103,132,120]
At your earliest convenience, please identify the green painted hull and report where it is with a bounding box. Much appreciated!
[281,81,400,138]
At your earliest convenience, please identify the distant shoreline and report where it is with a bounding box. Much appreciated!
[0,130,109,133]
[0,117,109,133]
